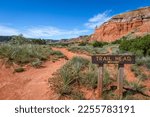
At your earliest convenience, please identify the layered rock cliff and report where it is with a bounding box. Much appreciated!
[90,7,150,42]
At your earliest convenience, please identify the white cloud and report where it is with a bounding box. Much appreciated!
[24,26,89,39]
[85,11,111,29]
[0,25,20,36]
[24,26,61,38]
[0,25,89,39]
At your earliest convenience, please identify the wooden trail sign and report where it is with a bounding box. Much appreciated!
[92,55,135,99]
[92,55,135,64]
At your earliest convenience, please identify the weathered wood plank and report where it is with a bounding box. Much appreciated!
[97,64,104,99]
[118,64,124,99]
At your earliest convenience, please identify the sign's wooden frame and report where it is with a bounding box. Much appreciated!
[92,55,135,99]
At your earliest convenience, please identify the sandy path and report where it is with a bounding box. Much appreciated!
[0,59,67,100]
[52,47,90,59]
[0,48,89,100]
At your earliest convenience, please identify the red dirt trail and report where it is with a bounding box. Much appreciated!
[0,59,67,100]
[52,47,90,60]
[0,48,89,100]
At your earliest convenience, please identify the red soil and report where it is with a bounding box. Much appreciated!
[124,65,137,82]
[52,47,90,60]
[0,59,67,100]
[0,48,89,100]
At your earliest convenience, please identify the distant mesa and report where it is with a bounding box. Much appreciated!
[90,6,150,42]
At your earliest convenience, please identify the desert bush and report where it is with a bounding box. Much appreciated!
[14,67,25,73]
[56,56,98,99]
[119,34,150,56]
[111,38,124,44]
[9,34,30,45]
[123,79,149,100]
[111,47,120,54]
[80,62,98,88]
[143,57,150,69]
[31,39,46,45]
[103,69,111,88]
[146,49,150,56]
[131,65,148,81]
[49,43,69,47]
[103,90,118,100]
[0,44,65,65]
[128,81,146,93]
[50,50,65,58]
[68,46,108,55]
[68,46,93,54]
[0,44,49,63]
[31,58,42,68]
[136,56,150,69]
[120,35,150,69]
[78,42,87,46]
[92,41,108,48]
[70,91,85,100]
[131,65,140,77]
[95,47,108,54]
[135,50,144,58]
[60,57,89,86]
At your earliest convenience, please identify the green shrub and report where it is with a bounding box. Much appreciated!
[68,46,94,54]
[50,50,65,58]
[14,67,25,73]
[31,39,46,45]
[128,81,146,93]
[80,63,98,88]
[131,65,148,81]
[78,42,87,46]
[103,69,110,87]
[144,57,150,69]
[136,58,144,66]
[134,50,144,58]
[111,39,124,44]
[68,46,108,55]
[111,46,120,54]
[31,58,42,68]
[119,34,150,56]
[136,56,150,69]
[146,49,150,56]
[49,43,69,47]
[56,56,98,98]
[0,44,65,65]
[9,34,29,45]
[92,41,108,48]
[131,65,140,77]
[71,91,85,100]
[0,44,50,63]
[126,42,150,69]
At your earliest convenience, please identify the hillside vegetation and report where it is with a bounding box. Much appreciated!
[118,35,150,69]
[119,35,150,56]
[0,35,65,68]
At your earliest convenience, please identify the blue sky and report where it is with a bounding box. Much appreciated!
[0,0,150,39]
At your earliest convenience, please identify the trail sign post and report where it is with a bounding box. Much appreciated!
[92,55,135,99]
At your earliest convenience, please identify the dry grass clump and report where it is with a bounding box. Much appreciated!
[49,56,98,99]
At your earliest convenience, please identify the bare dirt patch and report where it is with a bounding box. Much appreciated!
[0,58,66,100]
